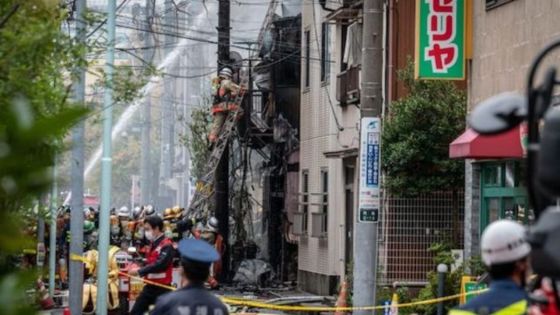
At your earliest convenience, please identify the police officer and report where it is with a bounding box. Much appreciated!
[129,215,175,315]
[150,238,229,315]
[449,220,531,315]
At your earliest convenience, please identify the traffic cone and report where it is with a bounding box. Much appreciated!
[334,279,348,315]
[390,292,399,315]
[63,307,71,315]
[37,279,54,310]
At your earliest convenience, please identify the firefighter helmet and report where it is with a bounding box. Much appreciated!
[83,220,95,234]
[144,205,155,217]
[132,206,142,220]
[207,216,219,232]
[219,67,233,78]
[118,206,130,218]
[164,208,174,220]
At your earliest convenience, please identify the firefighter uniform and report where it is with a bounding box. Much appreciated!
[209,67,242,143]
[130,234,175,315]
[150,239,228,315]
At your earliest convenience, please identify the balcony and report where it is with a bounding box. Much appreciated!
[325,0,361,23]
[311,212,328,238]
[336,65,360,106]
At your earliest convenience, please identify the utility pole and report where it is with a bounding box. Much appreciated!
[158,0,176,209]
[353,0,384,314]
[216,0,230,281]
[140,0,153,205]
[96,0,116,313]
[49,153,58,297]
[69,0,86,313]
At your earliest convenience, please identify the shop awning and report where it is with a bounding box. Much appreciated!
[449,126,524,159]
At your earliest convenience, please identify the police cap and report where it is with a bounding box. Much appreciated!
[177,238,219,264]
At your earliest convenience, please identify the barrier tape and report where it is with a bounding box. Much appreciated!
[70,253,488,311]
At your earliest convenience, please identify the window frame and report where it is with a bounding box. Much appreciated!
[320,22,331,82]
[320,168,328,235]
[304,29,311,88]
[302,170,309,233]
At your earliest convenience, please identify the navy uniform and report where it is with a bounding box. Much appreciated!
[449,279,527,315]
[150,239,229,315]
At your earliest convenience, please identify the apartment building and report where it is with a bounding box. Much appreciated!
[450,0,560,261]
[294,0,363,295]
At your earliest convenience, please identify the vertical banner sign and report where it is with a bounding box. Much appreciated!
[415,0,466,80]
[358,117,381,223]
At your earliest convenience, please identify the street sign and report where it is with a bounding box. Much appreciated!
[415,0,466,80]
[359,208,379,222]
[358,117,381,223]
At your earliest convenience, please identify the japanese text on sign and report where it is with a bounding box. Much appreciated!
[416,0,465,79]
[358,117,381,223]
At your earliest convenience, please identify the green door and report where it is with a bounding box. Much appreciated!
[480,161,532,231]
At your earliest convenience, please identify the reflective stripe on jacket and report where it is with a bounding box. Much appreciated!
[449,279,528,315]
[144,236,173,285]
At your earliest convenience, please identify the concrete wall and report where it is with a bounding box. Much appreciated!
[469,0,560,110]
[298,0,360,294]
[464,0,560,258]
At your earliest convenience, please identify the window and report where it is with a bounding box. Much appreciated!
[486,0,515,10]
[302,170,309,233]
[321,169,328,233]
[304,30,310,88]
[321,22,331,82]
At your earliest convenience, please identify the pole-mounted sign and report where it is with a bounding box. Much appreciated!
[358,117,381,223]
[415,0,466,80]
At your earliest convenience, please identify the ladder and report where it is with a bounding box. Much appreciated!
[184,0,279,219]
[186,89,246,218]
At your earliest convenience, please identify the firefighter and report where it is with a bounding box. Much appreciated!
[200,217,224,289]
[209,66,243,144]
[117,206,132,249]
[128,215,175,315]
[449,220,531,314]
[150,238,228,315]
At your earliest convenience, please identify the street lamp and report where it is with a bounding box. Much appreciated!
[437,263,448,315]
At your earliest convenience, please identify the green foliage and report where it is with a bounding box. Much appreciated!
[0,0,89,313]
[382,60,466,196]
[94,64,154,105]
[407,242,486,315]
[0,0,88,211]
[182,104,212,180]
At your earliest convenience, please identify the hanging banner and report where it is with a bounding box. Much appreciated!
[415,0,466,80]
[358,117,381,223]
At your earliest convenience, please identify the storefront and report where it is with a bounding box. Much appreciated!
[449,125,529,234]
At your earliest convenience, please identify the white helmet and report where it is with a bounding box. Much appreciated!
[219,67,233,78]
[144,205,155,217]
[117,206,130,218]
[481,220,530,266]
[207,216,219,232]
[132,206,142,219]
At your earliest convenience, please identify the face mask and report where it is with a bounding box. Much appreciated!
[145,231,154,241]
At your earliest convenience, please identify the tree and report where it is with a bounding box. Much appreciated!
[182,104,212,181]
[382,61,466,196]
[0,0,88,313]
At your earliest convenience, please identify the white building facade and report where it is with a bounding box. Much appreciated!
[296,0,362,295]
